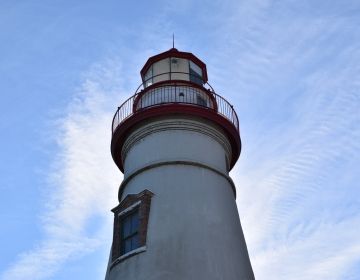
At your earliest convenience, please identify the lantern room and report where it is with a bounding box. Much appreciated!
[140,48,208,87]
[135,48,215,111]
[106,47,254,280]
[111,48,241,173]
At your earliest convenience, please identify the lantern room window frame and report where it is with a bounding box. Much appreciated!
[140,48,208,83]
[142,57,205,88]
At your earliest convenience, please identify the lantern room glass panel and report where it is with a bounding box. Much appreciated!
[152,58,170,84]
[189,61,203,85]
[170,57,189,81]
[142,57,205,88]
[144,66,153,87]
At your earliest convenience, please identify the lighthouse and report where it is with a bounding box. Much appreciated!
[105,48,255,279]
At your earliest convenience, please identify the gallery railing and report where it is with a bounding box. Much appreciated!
[112,72,239,134]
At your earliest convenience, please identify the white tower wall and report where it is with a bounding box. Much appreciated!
[106,116,254,280]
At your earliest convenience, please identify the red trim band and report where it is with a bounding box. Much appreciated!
[111,104,241,173]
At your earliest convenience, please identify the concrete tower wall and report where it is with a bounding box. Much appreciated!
[122,116,231,175]
[106,116,254,280]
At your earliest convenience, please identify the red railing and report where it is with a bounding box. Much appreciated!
[112,74,239,135]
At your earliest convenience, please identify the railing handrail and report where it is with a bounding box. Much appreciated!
[112,80,239,136]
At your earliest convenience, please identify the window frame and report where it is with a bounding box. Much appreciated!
[119,208,140,255]
[110,189,153,266]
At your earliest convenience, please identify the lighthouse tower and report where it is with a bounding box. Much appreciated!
[105,48,255,280]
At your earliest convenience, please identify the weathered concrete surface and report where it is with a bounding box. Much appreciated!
[106,117,255,280]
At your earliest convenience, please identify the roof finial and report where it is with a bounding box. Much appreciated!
[172,33,175,49]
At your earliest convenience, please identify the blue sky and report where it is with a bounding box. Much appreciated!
[1,0,360,279]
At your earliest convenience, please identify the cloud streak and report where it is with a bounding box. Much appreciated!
[216,2,360,279]
[1,60,125,280]
[2,1,360,279]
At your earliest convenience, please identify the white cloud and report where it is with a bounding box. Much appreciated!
[3,1,360,279]
[1,59,125,280]
[221,2,360,279]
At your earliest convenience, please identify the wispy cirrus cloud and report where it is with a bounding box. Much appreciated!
[1,59,126,280]
[0,9,173,278]
[214,2,360,279]
[2,1,360,279]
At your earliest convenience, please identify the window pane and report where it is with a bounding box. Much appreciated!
[144,66,153,87]
[189,61,203,85]
[120,209,141,255]
[124,238,132,254]
[189,61,202,76]
[131,235,139,250]
[170,57,189,81]
[153,58,170,83]
[122,216,132,238]
[131,212,139,232]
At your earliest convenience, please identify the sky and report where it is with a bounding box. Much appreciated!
[0,0,359,279]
